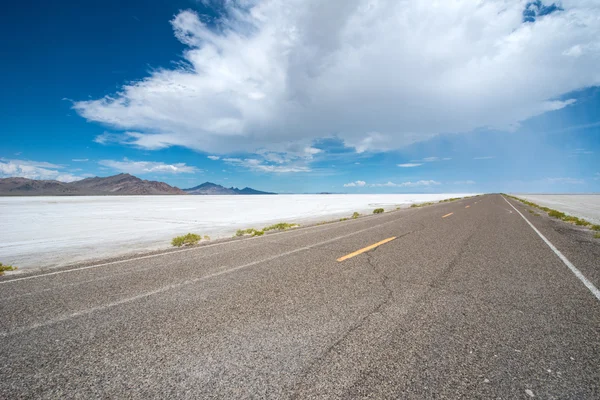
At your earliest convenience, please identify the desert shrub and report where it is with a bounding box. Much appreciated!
[340,218,348,221]
[373,208,384,214]
[252,230,264,236]
[236,228,257,237]
[352,212,360,219]
[411,202,434,208]
[263,222,299,232]
[439,198,461,203]
[590,225,600,231]
[548,210,566,219]
[595,233,600,239]
[0,262,17,276]
[172,233,201,247]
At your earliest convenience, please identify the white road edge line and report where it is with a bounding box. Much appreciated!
[0,209,403,285]
[0,217,405,337]
[502,196,600,302]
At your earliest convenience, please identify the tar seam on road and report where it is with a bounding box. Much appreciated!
[502,196,600,302]
[337,237,397,262]
[0,215,411,337]
[0,209,408,285]
[442,212,454,218]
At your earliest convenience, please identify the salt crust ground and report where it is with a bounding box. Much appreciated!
[1,194,476,269]
[514,194,600,225]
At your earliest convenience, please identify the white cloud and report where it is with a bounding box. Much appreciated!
[98,159,200,175]
[344,180,367,187]
[544,177,585,184]
[223,157,311,173]
[410,157,451,163]
[207,155,220,160]
[473,156,496,160]
[370,180,440,187]
[397,163,422,168]
[0,159,82,182]
[73,1,600,155]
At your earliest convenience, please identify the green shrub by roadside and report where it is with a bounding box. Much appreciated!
[203,235,210,241]
[0,262,17,276]
[373,208,384,214]
[352,212,360,219]
[439,198,461,203]
[171,233,202,247]
[594,233,600,239]
[263,222,299,232]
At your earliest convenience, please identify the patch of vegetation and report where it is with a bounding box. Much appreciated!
[373,208,384,214]
[235,228,265,237]
[171,233,202,247]
[352,212,360,219]
[236,228,254,237]
[340,218,348,221]
[439,197,461,203]
[263,222,299,232]
[235,223,298,238]
[0,262,17,276]
[590,225,600,232]
[203,235,210,241]
[594,233,600,239]
[548,210,566,219]
[411,202,435,208]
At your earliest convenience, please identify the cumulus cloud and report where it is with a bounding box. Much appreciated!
[224,157,311,173]
[74,1,600,156]
[207,155,220,160]
[98,159,200,175]
[0,159,82,182]
[344,180,367,187]
[397,163,422,168]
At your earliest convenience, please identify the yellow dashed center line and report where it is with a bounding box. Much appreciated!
[442,212,454,218]
[337,237,397,262]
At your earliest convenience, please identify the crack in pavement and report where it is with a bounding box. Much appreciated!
[289,228,423,399]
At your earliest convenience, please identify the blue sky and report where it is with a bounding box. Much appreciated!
[1,0,598,193]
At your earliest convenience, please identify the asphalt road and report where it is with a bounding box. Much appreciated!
[1,194,599,399]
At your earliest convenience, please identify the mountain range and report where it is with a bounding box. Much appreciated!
[183,182,275,195]
[0,174,275,196]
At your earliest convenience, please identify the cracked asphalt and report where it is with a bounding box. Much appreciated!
[1,194,599,399]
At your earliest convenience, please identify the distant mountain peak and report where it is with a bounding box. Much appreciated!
[183,182,275,195]
[0,174,185,196]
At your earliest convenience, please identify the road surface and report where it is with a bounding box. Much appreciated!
[1,194,599,399]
